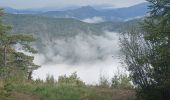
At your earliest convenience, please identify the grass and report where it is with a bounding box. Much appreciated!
[0,73,135,100]
[1,81,135,100]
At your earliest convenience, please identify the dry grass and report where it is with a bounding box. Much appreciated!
[92,87,135,100]
[11,92,42,100]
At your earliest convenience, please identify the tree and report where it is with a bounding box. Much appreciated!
[120,0,170,99]
[0,9,39,80]
[58,72,85,86]
[111,74,132,89]
[120,29,153,88]
[98,73,110,88]
[141,0,170,99]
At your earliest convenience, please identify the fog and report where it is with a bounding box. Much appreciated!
[33,31,124,84]
[82,17,105,23]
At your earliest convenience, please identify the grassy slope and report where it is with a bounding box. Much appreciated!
[0,81,135,100]
[14,84,135,100]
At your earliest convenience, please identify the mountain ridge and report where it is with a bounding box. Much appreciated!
[4,2,148,21]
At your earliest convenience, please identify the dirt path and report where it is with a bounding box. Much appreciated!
[11,92,42,100]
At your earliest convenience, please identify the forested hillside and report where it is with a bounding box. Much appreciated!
[3,14,140,54]
[3,14,140,37]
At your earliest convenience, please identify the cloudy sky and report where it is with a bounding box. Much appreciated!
[0,0,146,9]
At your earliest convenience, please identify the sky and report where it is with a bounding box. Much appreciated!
[0,0,146,9]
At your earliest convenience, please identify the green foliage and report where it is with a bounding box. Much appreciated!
[98,73,133,89]
[0,72,135,100]
[111,74,133,89]
[3,82,12,97]
[58,72,85,86]
[0,9,39,80]
[121,0,170,99]
[46,74,55,84]
[140,0,170,99]
[9,80,135,100]
[111,75,119,88]
[98,74,110,88]
[120,29,151,89]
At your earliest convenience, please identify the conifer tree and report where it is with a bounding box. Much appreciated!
[0,9,39,80]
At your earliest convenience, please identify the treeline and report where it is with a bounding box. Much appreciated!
[34,72,133,89]
[120,0,170,99]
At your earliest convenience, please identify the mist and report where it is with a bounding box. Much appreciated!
[82,17,105,23]
[32,31,124,84]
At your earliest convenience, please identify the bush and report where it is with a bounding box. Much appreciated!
[111,74,133,89]
[58,72,85,86]
[0,81,13,98]
[46,74,55,84]
[98,74,110,88]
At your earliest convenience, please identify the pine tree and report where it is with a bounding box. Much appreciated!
[0,9,39,80]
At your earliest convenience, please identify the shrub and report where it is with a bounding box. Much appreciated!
[46,74,55,84]
[98,74,110,88]
[111,74,133,89]
[58,72,85,86]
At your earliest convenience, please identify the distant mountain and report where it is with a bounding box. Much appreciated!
[4,2,148,21]
[40,6,121,21]
[4,7,42,14]
[4,7,18,13]
[40,6,103,19]
[40,2,148,21]
[112,2,148,19]
[4,6,82,13]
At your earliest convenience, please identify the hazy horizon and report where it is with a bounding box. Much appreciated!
[0,0,146,9]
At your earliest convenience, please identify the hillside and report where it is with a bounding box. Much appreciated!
[3,14,100,37]
[3,14,139,36]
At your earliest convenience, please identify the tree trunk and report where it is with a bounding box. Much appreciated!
[4,45,7,67]
[28,71,32,80]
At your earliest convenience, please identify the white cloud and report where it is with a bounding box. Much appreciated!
[82,17,104,23]
[33,57,123,85]
[32,32,124,84]
[124,16,144,21]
